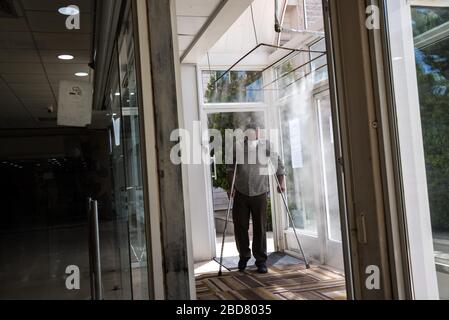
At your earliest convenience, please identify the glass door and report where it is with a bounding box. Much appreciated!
[117,5,150,300]
[274,41,344,270]
[278,89,343,270]
[385,0,449,299]
[97,2,150,300]
[316,92,343,269]
[206,111,270,262]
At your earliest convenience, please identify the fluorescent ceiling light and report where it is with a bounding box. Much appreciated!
[75,72,89,77]
[58,6,80,16]
[58,54,74,60]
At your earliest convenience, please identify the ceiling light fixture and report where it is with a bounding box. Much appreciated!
[58,6,80,16]
[75,72,89,77]
[58,54,74,60]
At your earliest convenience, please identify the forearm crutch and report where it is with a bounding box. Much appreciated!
[218,165,238,276]
[269,160,311,269]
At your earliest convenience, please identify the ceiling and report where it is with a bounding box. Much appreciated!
[0,0,92,129]
[0,0,247,129]
[176,0,223,57]
[204,0,276,66]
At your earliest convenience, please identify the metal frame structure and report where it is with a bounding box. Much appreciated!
[208,43,326,90]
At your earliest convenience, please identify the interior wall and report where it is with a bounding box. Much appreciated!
[180,64,215,263]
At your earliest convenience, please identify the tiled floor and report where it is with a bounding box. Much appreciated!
[195,235,347,301]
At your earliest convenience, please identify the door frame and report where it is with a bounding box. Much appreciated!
[196,66,276,259]
[381,0,447,299]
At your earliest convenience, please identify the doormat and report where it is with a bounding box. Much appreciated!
[213,252,307,271]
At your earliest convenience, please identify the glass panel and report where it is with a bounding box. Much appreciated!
[317,94,341,242]
[202,70,264,104]
[278,96,319,235]
[412,5,449,299]
[102,49,133,300]
[117,9,150,300]
[386,1,449,299]
[310,38,328,84]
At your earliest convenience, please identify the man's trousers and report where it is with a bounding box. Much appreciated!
[232,191,268,266]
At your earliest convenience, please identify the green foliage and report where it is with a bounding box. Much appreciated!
[204,71,263,104]
[208,113,235,191]
[412,8,449,231]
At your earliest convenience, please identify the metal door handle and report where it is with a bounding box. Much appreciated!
[88,198,103,300]
[211,155,218,180]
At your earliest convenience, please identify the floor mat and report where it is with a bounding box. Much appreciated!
[196,262,347,301]
[213,252,307,271]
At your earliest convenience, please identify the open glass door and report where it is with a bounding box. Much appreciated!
[385,0,449,299]
[273,29,344,271]
[277,88,342,270]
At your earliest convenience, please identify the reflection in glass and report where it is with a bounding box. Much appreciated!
[117,8,149,300]
[202,70,264,104]
[412,6,449,300]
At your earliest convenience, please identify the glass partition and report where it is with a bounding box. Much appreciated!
[117,6,150,300]
[202,70,264,104]
[385,0,449,299]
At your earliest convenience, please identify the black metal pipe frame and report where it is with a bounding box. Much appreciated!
[263,52,327,89]
[210,42,326,88]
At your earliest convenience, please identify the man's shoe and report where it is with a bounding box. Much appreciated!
[257,264,268,274]
[238,259,249,271]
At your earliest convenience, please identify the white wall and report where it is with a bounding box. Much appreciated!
[180,64,216,263]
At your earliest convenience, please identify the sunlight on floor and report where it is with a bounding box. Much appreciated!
[194,232,275,275]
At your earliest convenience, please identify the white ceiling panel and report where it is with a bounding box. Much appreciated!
[178,35,196,52]
[33,33,91,50]
[0,49,40,63]
[0,32,34,49]
[20,0,92,13]
[176,0,221,17]
[40,50,90,64]
[0,18,28,32]
[48,75,89,86]
[0,118,37,129]
[177,16,208,36]
[23,101,55,110]
[0,62,45,74]
[1,95,23,110]
[20,97,55,106]
[9,83,54,98]
[26,12,92,33]
[2,74,48,84]
[44,63,89,74]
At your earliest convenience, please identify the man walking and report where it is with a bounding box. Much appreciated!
[227,123,286,274]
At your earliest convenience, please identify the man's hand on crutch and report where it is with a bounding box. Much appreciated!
[227,169,237,199]
[276,175,286,194]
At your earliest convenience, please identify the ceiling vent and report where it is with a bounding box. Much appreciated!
[0,0,19,18]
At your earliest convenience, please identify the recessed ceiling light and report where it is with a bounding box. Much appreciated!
[58,54,74,60]
[75,72,89,77]
[115,92,121,96]
[58,6,80,16]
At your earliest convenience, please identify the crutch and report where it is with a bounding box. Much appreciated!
[218,165,238,276]
[269,160,311,269]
